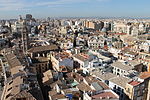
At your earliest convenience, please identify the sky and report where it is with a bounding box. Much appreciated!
[0,0,150,19]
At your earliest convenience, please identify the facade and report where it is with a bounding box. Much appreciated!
[108,76,131,100]
[73,53,90,68]
[111,61,134,76]
[60,40,73,50]
[131,26,139,36]
[88,35,105,49]
[27,45,58,58]
[1,50,44,100]
[113,23,127,33]
[50,52,73,71]
[42,70,54,85]
[139,41,150,53]
[32,57,51,74]
[139,72,150,100]
[91,70,130,100]
[125,80,144,100]
[83,21,103,31]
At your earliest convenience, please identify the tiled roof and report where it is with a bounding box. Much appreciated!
[128,60,141,66]
[51,94,66,100]
[91,82,104,91]
[5,53,22,68]
[28,45,58,53]
[92,91,119,99]
[73,53,90,62]
[109,76,131,88]
[48,90,57,96]
[42,70,53,83]
[77,82,93,92]
[92,71,117,81]
[139,72,150,79]
[128,81,141,86]
[111,61,134,71]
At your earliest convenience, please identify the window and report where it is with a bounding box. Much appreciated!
[117,92,120,95]
[117,69,120,72]
[127,88,130,93]
[141,84,145,88]
[6,93,11,99]
[7,87,12,91]
[121,94,123,98]
[9,81,13,85]
[121,89,124,92]
[117,73,120,75]
[118,87,121,91]
[105,80,109,85]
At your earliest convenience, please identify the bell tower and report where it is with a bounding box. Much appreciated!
[21,21,29,54]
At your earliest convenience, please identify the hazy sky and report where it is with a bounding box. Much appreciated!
[0,0,150,19]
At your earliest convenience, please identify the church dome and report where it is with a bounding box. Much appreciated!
[101,27,107,32]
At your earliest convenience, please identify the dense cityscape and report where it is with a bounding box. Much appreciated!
[0,14,150,100]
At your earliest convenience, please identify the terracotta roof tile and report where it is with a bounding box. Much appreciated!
[28,45,58,53]
[92,91,119,99]
[139,72,150,79]
[128,81,141,86]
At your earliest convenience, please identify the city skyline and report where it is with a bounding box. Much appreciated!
[0,0,150,19]
[1,3,150,100]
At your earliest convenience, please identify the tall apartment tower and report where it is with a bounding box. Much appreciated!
[26,14,32,21]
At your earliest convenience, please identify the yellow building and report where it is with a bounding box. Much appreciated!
[125,80,143,100]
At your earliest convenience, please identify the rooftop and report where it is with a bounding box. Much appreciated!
[48,90,57,96]
[92,71,117,81]
[62,88,79,94]
[42,70,53,83]
[51,94,66,100]
[121,48,138,56]
[5,53,22,68]
[128,80,141,86]
[84,76,110,90]
[128,60,141,66]
[28,45,58,53]
[139,72,150,79]
[2,49,44,100]
[91,82,104,91]
[33,57,49,63]
[109,76,131,88]
[111,61,134,71]
[74,53,90,62]
[92,90,119,99]
[77,82,93,92]
[54,51,71,60]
